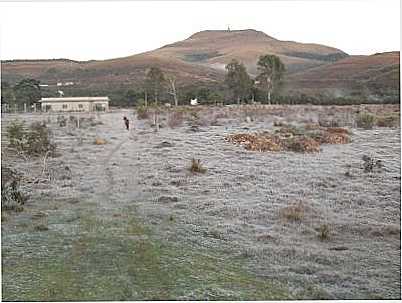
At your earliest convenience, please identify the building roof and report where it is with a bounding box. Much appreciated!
[39,97,109,103]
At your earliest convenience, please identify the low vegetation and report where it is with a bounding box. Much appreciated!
[1,167,27,212]
[280,201,305,222]
[362,155,383,172]
[7,120,56,156]
[355,112,375,129]
[226,124,351,153]
[189,158,207,173]
[375,114,399,128]
[317,224,330,241]
[136,106,150,120]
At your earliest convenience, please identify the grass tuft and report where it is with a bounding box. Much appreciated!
[280,201,305,222]
[189,158,207,174]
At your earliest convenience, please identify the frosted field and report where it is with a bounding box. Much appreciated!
[1,104,400,300]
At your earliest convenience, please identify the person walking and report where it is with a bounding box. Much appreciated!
[123,116,130,130]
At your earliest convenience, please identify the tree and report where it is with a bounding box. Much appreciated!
[13,79,42,106]
[1,81,15,106]
[166,75,179,106]
[145,67,165,132]
[145,67,165,105]
[224,59,253,105]
[256,54,285,104]
[13,78,42,106]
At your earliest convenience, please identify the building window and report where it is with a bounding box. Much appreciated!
[62,104,68,109]
[78,104,83,109]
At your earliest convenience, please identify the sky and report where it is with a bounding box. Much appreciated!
[0,0,400,61]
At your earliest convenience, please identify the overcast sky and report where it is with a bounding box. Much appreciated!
[0,0,400,61]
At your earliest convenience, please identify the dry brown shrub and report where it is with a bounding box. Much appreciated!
[226,133,282,152]
[318,132,350,144]
[285,136,321,153]
[304,123,321,130]
[280,201,305,222]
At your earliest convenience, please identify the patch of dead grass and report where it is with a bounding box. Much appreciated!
[280,201,305,222]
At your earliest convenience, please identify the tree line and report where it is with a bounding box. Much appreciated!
[1,79,42,108]
[137,54,285,107]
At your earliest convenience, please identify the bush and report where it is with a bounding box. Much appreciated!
[362,155,383,172]
[1,167,27,212]
[376,114,399,128]
[6,120,56,156]
[189,158,207,174]
[25,122,56,155]
[356,112,375,129]
[7,120,26,150]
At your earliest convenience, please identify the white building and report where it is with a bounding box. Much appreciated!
[39,97,109,112]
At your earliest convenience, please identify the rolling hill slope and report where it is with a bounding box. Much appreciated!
[285,51,400,97]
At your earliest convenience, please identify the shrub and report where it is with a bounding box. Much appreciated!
[309,130,350,145]
[356,112,375,129]
[6,120,26,150]
[362,155,383,172]
[1,167,27,212]
[189,158,207,173]
[25,122,57,156]
[7,120,56,156]
[376,114,399,128]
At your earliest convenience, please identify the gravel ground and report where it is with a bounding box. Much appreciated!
[1,105,400,300]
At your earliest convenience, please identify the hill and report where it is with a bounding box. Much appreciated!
[154,29,348,75]
[285,51,400,98]
[1,29,348,86]
[1,29,399,102]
